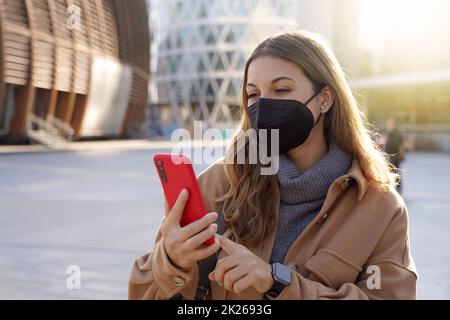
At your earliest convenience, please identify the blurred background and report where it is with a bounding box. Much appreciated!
[0,0,449,299]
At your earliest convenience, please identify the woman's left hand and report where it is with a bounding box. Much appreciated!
[209,235,274,294]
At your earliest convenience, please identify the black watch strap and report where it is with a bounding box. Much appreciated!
[266,262,291,298]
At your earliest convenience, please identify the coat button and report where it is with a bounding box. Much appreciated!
[341,177,351,189]
[318,213,329,223]
[172,276,185,287]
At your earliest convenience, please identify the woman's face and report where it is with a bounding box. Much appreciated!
[246,54,322,118]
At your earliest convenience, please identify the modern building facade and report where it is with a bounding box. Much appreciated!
[0,0,150,145]
[297,0,450,151]
[150,0,300,133]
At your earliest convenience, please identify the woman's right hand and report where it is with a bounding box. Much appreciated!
[160,188,221,270]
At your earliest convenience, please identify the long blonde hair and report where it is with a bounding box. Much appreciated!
[217,30,397,246]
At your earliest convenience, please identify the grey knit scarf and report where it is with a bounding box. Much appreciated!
[269,141,353,264]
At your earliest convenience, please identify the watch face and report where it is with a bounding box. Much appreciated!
[274,263,291,285]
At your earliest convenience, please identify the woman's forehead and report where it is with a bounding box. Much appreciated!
[247,55,306,85]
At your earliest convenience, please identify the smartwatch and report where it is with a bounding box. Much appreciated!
[265,262,291,298]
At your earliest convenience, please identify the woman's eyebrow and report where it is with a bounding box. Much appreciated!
[271,76,295,84]
[246,76,294,88]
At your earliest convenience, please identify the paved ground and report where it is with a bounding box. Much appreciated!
[0,147,449,299]
[401,152,450,299]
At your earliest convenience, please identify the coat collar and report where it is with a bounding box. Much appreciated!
[333,158,370,202]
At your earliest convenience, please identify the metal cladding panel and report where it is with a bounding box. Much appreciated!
[80,55,132,136]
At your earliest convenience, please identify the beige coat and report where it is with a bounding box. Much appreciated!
[129,158,418,299]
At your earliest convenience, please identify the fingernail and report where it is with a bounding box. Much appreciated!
[211,223,217,231]
[209,212,218,221]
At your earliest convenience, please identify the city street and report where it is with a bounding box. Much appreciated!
[0,148,449,299]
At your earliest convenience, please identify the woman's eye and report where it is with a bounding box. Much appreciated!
[248,93,258,98]
[275,88,291,95]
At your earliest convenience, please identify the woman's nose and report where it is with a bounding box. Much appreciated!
[259,93,274,99]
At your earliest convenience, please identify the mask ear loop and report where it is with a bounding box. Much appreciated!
[304,84,326,127]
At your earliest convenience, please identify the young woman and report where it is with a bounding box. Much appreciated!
[129,31,417,300]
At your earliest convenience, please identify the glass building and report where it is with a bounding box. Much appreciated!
[150,0,299,132]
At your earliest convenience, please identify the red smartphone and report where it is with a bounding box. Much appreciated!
[153,153,214,245]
